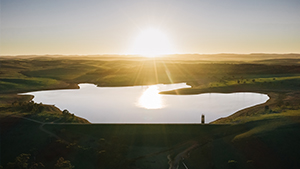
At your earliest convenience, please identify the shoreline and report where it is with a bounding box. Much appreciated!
[211,92,276,124]
[10,82,275,125]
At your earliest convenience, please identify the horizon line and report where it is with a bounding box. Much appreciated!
[1,52,300,57]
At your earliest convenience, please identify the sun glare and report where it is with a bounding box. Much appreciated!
[138,85,164,109]
[131,28,174,57]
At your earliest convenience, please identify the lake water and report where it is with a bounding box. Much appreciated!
[21,83,269,123]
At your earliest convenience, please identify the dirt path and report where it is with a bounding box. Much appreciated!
[168,143,199,169]
[10,115,62,139]
[39,123,60,139]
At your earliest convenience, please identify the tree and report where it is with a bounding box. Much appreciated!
[265,105,269,111]
[55,157,74,169]
[62,109,70,115]
[6,153,30,169]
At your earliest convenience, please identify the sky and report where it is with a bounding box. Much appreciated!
[1,0,300,55]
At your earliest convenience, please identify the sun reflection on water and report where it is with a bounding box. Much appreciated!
[138,85,164,109]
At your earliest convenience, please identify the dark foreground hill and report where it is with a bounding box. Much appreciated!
[1,116,300,169]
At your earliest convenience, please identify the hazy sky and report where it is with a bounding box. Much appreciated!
[1,0,300,55]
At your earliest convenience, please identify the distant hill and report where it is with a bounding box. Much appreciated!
[1,53,300,62]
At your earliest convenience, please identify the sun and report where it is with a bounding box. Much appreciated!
[130,28,174,57]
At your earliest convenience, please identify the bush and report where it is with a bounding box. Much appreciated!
[12,101,44,114]
[55,157,74,169]
[6,153,30,169]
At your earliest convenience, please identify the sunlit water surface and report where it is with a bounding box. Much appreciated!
[21,83,269,123]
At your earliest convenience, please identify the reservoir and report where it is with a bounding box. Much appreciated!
[21,83,269,123]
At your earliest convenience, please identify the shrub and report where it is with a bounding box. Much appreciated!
[55,157,74,169]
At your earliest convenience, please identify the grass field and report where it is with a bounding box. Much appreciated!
[1,54,300,168]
